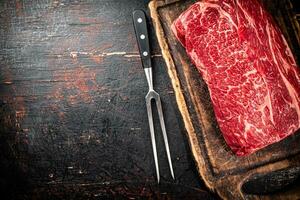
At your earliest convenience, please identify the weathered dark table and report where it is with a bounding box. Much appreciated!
[0,0,217,199]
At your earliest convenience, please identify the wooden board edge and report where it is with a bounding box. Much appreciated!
[148,0,215,191]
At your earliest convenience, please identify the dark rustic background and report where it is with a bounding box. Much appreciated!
[1,0,300,199]
[0,0,217,199]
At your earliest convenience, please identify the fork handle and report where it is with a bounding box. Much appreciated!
[132,10,151,69]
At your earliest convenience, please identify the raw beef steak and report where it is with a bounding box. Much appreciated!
[171,0,300,156]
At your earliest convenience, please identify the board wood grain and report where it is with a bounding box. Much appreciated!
[149,0,300,199]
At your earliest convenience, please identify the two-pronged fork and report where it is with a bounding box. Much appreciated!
[132,10,175,183]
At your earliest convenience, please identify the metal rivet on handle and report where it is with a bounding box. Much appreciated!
[137,18,142,23]
[143,51,148,56]
[140,34,145,39]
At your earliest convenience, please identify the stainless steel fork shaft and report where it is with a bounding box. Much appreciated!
[144,68,175,182]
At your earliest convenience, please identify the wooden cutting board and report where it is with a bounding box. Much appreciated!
[149,0,300,199]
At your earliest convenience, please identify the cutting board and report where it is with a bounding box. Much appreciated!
[149,0,300,199]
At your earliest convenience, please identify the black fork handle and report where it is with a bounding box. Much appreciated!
[132,10,151,69]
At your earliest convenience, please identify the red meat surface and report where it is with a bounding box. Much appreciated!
[171,0,300,156]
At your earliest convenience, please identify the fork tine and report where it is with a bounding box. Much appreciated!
[155,97,175,179]
[146,98,160,183]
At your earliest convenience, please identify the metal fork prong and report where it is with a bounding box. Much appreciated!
[146,97,160,183]
[155,96,175,180]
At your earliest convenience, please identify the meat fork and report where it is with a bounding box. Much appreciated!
[132,10,175,183]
